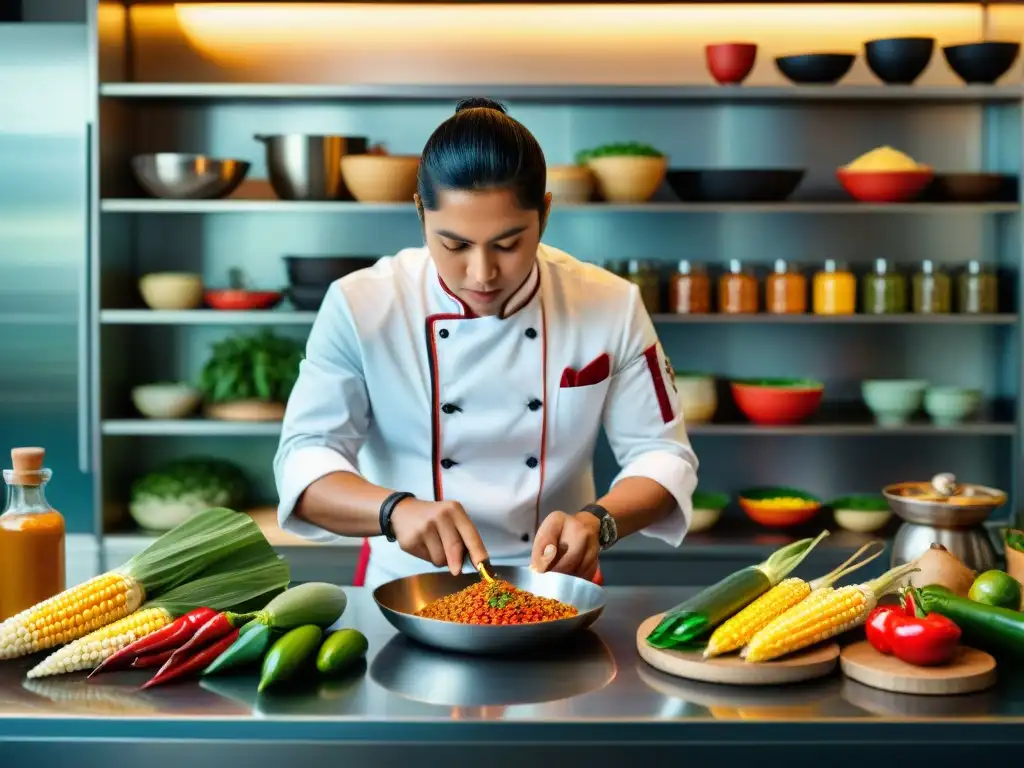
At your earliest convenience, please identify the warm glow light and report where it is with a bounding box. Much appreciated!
[115,3,1024,85]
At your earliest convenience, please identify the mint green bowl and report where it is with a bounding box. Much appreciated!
[924,386,981,426]
[861,379,928,426]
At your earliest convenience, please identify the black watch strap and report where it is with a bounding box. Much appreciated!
[580,503,618,550]
[380,491,414,542]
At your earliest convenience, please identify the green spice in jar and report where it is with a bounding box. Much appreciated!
[957,261,999,314]
[862,258,907,314]
[912,260,951,314]
[626,259,662,313]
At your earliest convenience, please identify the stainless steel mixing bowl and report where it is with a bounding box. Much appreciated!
[254,134,368,200]
[131,153,250,199]
[372,566,607,655]
[883,481,1007,528]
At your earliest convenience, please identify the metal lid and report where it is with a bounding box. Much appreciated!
[822,259,848,273]
[676,260,705,275]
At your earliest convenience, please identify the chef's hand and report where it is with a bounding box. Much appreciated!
[389,499,490,576]
[530,511,600,580]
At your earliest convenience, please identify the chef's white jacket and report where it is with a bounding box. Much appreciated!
[274,244,699,589]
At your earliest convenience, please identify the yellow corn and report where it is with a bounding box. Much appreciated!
[0,572,144,659]
[26,606,172,679]
[704,578,811,658]
[742,584,871,662]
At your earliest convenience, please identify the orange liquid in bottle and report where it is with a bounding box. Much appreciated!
[0,447,66,621]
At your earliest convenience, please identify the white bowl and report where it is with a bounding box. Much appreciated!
[689,506,723,533]
[675,374,718,424]
[833,508,892,533]
[131,383,201,419]
[139,272,204,310]
[130,499,208,532]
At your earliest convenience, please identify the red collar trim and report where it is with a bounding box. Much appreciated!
[435,261,540,320]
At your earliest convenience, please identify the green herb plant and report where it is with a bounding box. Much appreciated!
[1004,528,1024,554]
[575,141,664,166]
[197,330,304,404]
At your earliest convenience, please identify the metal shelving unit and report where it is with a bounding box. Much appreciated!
[89,0,1024,544]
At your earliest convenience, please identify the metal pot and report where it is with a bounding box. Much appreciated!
[890,522,999,574]
[254,134,369,201]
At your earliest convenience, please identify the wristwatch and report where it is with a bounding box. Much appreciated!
[579,503,618,551]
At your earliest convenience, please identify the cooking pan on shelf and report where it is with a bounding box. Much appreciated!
[666,169,806,203]
[373,566,606,655]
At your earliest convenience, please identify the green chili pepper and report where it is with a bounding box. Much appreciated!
[202,621,273,676]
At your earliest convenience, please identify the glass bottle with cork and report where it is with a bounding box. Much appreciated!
[0,447,66,621]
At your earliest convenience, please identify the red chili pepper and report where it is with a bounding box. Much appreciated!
[867,589,961,666]
[88,607,219,678]
[131,648,175,669]
[141,629,239,689]
[162,611,246,668]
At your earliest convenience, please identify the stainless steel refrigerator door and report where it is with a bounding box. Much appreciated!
[0,23,92,531]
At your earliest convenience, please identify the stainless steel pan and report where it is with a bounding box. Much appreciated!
[372,566,606,655]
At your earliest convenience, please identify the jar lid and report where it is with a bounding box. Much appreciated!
[823,259,848,273]
[627,259,654,274]
[921,259,935,275]
[727,259,747,274]
[874,258,891,275]
[773,259,798,274]
[966,260,988,275]
[676,260,705,275]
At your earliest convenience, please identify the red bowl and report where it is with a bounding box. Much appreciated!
[205,289,283,311]
[836,168,934,203]
[706,42,758,85]
[731,379,824,425]
[740,502,822,528]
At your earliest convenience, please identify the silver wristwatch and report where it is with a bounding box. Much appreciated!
[580,504,618,551]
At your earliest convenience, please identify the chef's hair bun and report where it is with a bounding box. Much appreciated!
[454,97,508,115]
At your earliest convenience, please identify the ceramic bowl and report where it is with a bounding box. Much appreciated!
[829,495,893,533]
[774,53,855,85]
[130,498,210,532]
[138,272,204,310]
[943,42,1020,84]
[585,155,667,203]
[340,155,420,203]
[864,37,935,85]
[205,289,283,311]
[861,379,928,426]
[730,378,824,425]
[836,168,934,203]
[739,487,822,528]
[924,386,981,426]
[674,373,718,424]
[547,165,596,204]
[690,491,729,533]
[131,382,202,419]
[705,42,758,85]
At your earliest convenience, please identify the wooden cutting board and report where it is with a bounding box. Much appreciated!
[839,640,997,696]
[636,613,840,686]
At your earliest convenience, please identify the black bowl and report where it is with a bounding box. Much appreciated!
[666,169,806,203]
[775,53,855,85]
[283,255,379,286]
[943,42,1021,84]
[864,37,935,84]
[287,284,330,311]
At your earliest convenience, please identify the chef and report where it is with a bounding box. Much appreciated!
[273,98,699,591]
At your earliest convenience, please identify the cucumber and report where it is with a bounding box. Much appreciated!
[203,621,273,676]
[919,585,1024,657]
[255,582,348,630]
[258,625,323,693]
[316,629,368,675]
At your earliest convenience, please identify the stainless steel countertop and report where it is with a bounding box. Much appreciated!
[2,587,1024,744]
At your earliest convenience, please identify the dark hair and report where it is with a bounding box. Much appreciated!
[417,97,547,213]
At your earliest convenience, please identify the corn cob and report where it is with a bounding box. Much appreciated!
[741,559,920,663]
[25,607,173,679]
[703,541,884,658]
[0,507,286,660]
[0,573,144,659]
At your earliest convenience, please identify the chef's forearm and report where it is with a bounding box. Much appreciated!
[594,476,676,539]
[294,472,397,538]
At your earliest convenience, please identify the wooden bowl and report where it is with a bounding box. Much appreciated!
[205,400,286,421]
[139,272,204,310]
[340,155,420,203]
[547,165,596,204]
[586,156,667,203]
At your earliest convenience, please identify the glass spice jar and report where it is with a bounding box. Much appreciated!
[669,260,711,314]
[957,260,999,314]
[625,259,662,314]
[812,259,856,315]
[862,258,907,314]
[719,259,758,314]
[912,260,951,314]
[766,259,807,314]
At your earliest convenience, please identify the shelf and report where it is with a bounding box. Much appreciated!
[101,309,317,325]
[100,199,1021,214]
[101,309,1019,326]
[98,83,1024,104]
[100,417,1015,438]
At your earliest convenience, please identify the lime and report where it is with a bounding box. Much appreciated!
[968,570,1022,610]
